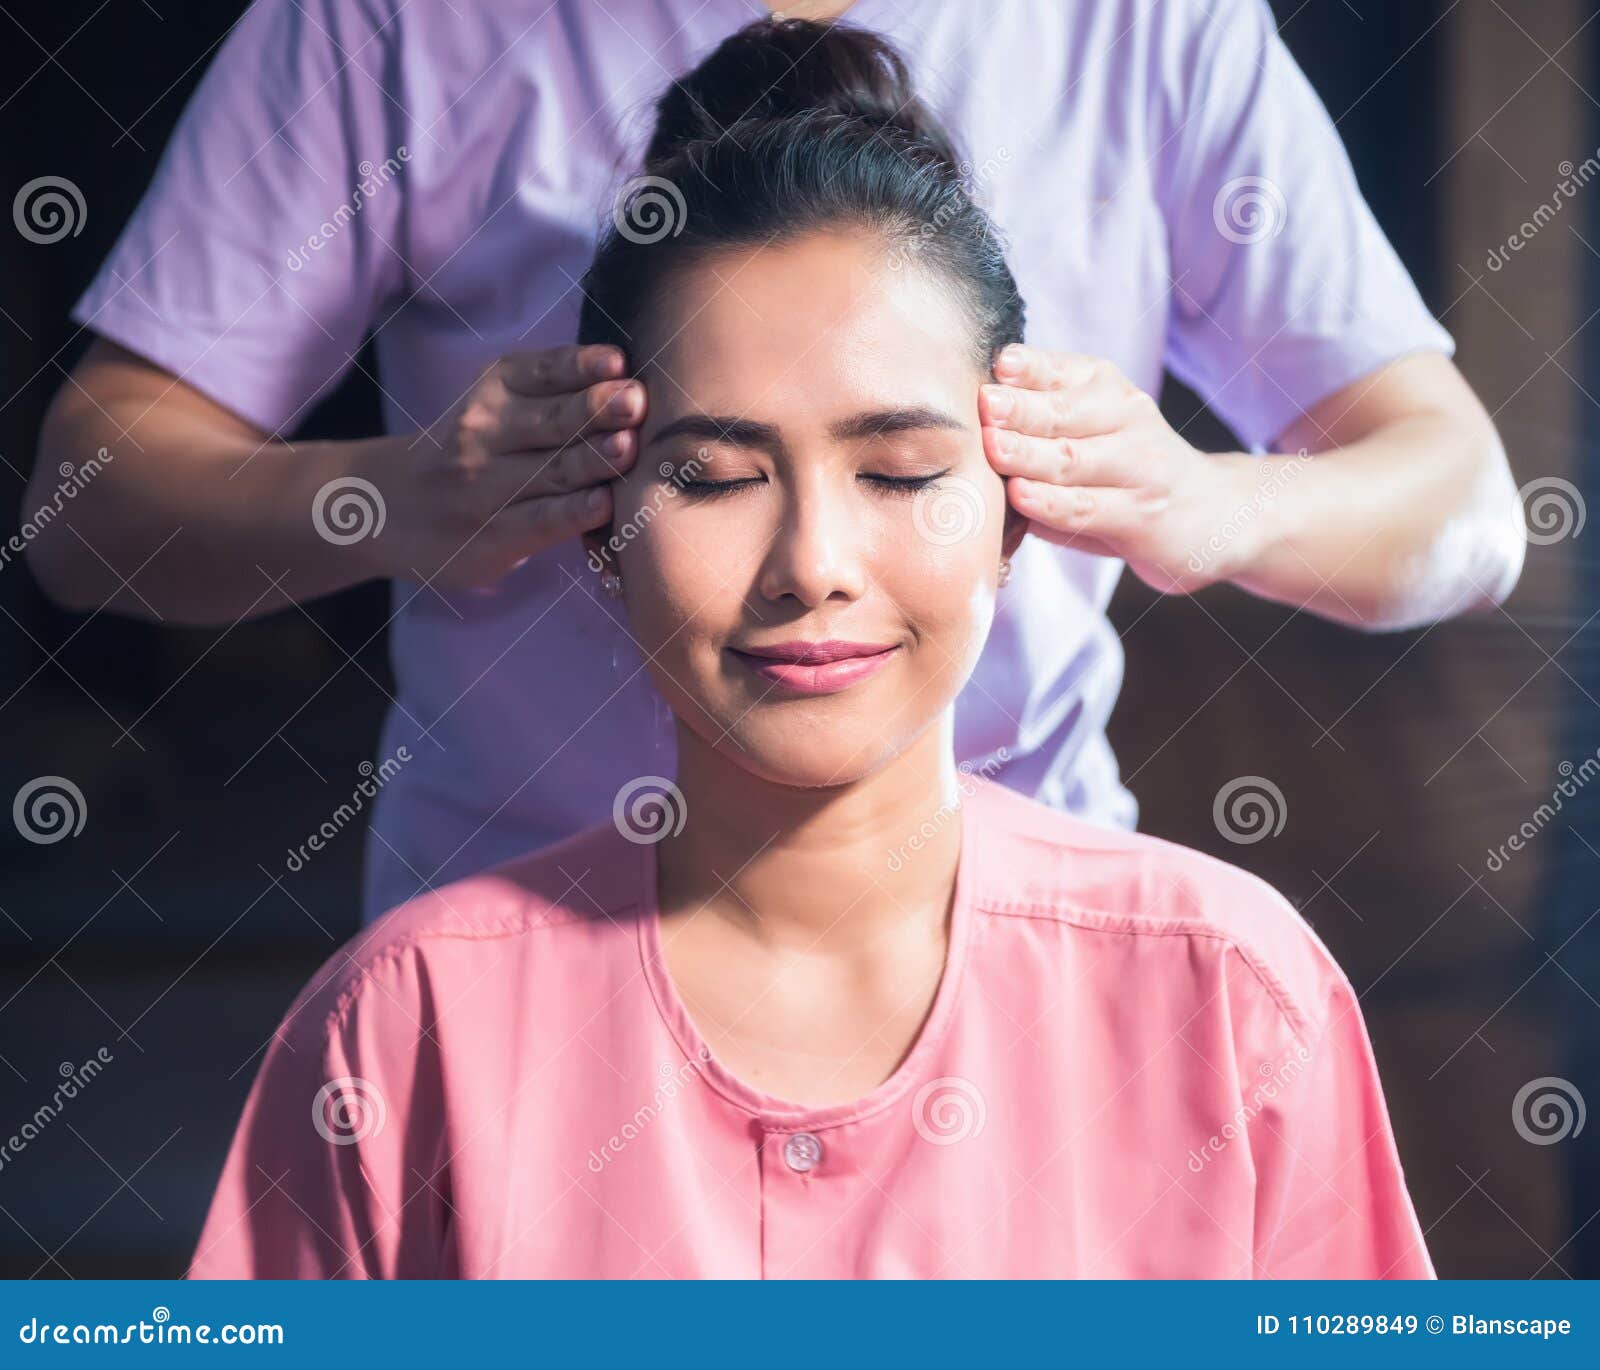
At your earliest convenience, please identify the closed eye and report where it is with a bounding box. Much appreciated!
[863,470,949,495]
[674,470,951,501]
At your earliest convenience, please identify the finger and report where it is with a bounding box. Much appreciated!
[498,344,625,398]
[1017,520,1120,558]
[992,344,1103,391]
[490,379,647,453]
[1007,476,1145,544]
[494,484,615,552]
[984,427,1140,488]
[490,430,640,503]
[980,374,1136,439]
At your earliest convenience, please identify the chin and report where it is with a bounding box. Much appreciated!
[707,719,914,791]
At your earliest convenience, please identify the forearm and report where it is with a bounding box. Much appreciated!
[1218,412,1526,631]
[27,391,399,626]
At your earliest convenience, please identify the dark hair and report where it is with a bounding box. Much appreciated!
[577,17,1024,374]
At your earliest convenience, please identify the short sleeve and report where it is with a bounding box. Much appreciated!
[1246,964,1435,1279]
[186,948,447,1279]
[69,0,408,434]
[1152,0,1456,452]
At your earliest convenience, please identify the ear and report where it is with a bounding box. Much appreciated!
[1000,495,1029,563]
[581,522,615,583]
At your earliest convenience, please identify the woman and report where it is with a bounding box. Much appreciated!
[34,0,1516,929]
[188,20,1431,1280]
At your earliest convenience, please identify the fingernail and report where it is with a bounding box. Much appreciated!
[997,344,1024,373]
[601,431,627,457]
[985,386,1013,420]
[588,350,622,379]
[608,388,637,417]
[586,488,608,513]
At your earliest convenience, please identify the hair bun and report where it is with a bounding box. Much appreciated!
[645,17,959,171]
[584,15,1023,381]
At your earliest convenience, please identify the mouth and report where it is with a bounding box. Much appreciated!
[727,639,901,696]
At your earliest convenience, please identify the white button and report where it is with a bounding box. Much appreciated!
[782,1131,822,1173]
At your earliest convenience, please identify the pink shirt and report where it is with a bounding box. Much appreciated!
[189,776,1433,1279]
[68,0,1456,923]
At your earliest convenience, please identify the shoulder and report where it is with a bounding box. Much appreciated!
[1136,0,1279,117]
[276,817,642,1051]
[966,776,1345,1040]
[1045,0,1270,68]
[228,0,405,64]
[1140,0,1273,52]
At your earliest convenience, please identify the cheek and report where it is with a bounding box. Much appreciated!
[889,506,1000,667]
[615,499,757,643]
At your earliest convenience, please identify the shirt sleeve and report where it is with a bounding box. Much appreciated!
[1152,0,1456,452]
[1245,961,1436,1279]
[186,946,447,1279]
[69,0,408,434]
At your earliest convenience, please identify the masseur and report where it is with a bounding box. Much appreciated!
[28,0,1522,923]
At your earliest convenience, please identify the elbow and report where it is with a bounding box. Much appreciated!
[22,526,122,616]
[1476,485,1527,610]
[1453,426,1527,616]
[20,493,91,619]
[23,411,129,617]
[1376,427,1526,630]
[22,535,93,613]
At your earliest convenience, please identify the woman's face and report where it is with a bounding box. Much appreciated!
[599,228,1021,788]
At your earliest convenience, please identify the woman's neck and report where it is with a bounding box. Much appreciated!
[656,717,966,955]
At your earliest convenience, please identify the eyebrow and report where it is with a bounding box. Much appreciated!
[646,404,969,457]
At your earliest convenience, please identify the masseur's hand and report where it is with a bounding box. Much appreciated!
[980,344,1249,594]
[374,344,644,590]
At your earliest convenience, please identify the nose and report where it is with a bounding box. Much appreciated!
[756,471,870,609]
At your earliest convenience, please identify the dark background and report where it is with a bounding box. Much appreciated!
[1,0,1594,1278]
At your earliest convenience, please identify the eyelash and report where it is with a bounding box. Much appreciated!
[674,471,951,502]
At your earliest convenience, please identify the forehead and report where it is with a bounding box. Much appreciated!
[636,229,981,426]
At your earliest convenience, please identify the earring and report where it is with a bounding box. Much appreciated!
[997,557,1012,588]
[600,571,624,598]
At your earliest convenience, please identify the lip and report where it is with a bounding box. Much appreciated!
[728,639,900,696]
